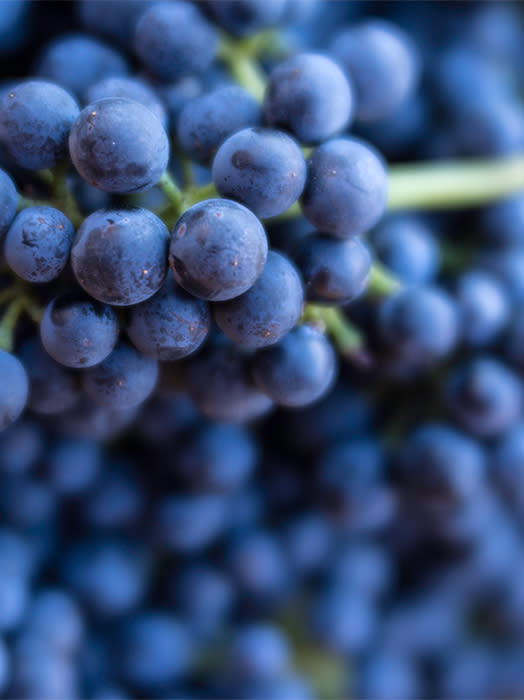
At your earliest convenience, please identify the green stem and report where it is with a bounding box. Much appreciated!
[158,171,185,218]
[302,303,364,356]
[366,262,401,297]
[50,166,83,228]
[388,154,524,210]
[183,182,219,208]
[0,285,18,306]
[218,35,267,102]
[0,297,27,352]
[17,195,47,211]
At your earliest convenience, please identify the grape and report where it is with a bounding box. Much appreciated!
[206,0,288,38]
[154,494,228,553]
[36,34,128,100]
[19,338,80,416]
[69,97,169,194]
[85,76,167,128]
[295,234,371,304]
[46,438,101,496]
[82,343,158,410]
[25,590,83,654]
[229,624,290,680]
[369,215,439,285]
[177,85,261,164]
[212,127,306,219]
[444,356,522,438]
[330,19,420,122]
[398,423,486,503]
[4,206,74,283]
[263,52,353,144]
[301,138,388,238]
[455,270,509,347]
[183,342,273,423]
[250,325,337,407]
[169,199,268,302]
[227,531,290,602]
[480,193,524,247]
[40,292,120,369]
[134,2,217,82]
[0,168,17,238]
[378,286,458,363]
[0,80,79,170]
[355,649,421,700]
[0,350,28,432]
[127,277,210,361]
[0,637,8,694]
[118,613,193,689]
[213,250,304,349]
[71,207,169,306]
[77,0,150,48]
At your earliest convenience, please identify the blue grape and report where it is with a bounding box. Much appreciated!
[0,80,79,170]
[0,0,29,55]
[0,168,17,238]
[455,270,509,347]
[85,76,167,128]
[282,511,333,576]
[127,277,210,361]
[10,634,78,700]
[183,342,274,422]
[445,356,522,438]
[295,234,371,304]
[51,397,138,441]
[311,585,377,654]
[69,97,169,194]
[63,539,149,617]
[0,421,43,476]
[1,477,56,529]
[450,96,524,157]
[301,137,388,238]
[172,422,258,491]
[369,215,440,285]
[4,206,74,283]
[82,465,143,530]
[177,85,261,164]
[492,423,524,508]
[71,207,169,306]
[354,649,420,700]
[134,2,217,82]
[212,127,306,219]
[0,636,8,694]
[378,286,458,363]
[154,494,228,552]
[46,438,101,495]
[26,589,83,654]
[40,292,119,368]
[264,52,353,144]
[398,423,486,503]
[160,76,203,130]
[236,674,316,700]
[77,0,151,48]
[206,0,288,37]
[330,19,419,122]
[213,250,304,349]
[481,193,524,247]
[329,543,393,600]
[169,199,268,301]
[228,624,290,680]
[250,325,337,407]
[0,351,28,432]
[227,531,291,603]
[82,343,158,410]
[0,571,28,631]
[36,34,128,100]
[118,613,193,690]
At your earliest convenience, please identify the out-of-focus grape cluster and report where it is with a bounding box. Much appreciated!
[0,1,524,698]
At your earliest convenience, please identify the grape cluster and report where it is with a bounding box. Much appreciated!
[0,1,523,699]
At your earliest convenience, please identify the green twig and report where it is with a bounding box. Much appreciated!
[17,195,48,211]
[302,303,364,356]
[218,35,267,102]
[0,297,27,352]
[182,182,219,209]
[388,154,524,210]
[366,262,402,297]
[158,171,185,219]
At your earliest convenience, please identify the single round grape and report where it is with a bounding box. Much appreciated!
[40,292,120,368]
[264,52,353,144]
[295,234,371,304]
[177,85,261,165]
[5,207,75,283]
[330,19,419,123]
[69,97,169,194]
[206,0,288,37]
[36,33,129,100]
[214,250,304,349]
[251,325,337,407]
[302,138,388,239]
[169,199,268,301]
[212,128,306,219]
[0,80,79,169]
[134,2,217,82]
[127,277,210,361]
[0,168,18,238]
[85,76,167,128]
[71,208,169,306]
[0,350,28,432]
[82,343,158,410]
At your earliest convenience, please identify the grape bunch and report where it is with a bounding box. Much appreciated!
[0,1,523,699]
